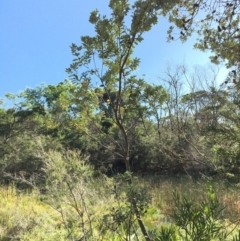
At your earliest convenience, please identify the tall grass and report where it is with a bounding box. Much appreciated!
[0,185,68,240]
[142,175,240,221]
[1,150,240,240]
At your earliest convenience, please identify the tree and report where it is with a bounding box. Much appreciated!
[66,0,171,239]
[66,0,168,172]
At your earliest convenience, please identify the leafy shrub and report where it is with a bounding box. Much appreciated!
[0,134,62,188]
[170,185,227,241]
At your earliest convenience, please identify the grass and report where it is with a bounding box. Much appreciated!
[137,175,240,215]
[1,175,240,240]
[0,185,67,240]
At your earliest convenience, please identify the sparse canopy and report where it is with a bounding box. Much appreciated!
[159,0,240,70]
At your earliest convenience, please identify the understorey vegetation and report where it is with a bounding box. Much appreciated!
[0,0,239,240]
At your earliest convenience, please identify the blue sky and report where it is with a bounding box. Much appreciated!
[0,0,228,103]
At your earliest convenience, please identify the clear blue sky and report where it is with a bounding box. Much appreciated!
[0,0,228,102]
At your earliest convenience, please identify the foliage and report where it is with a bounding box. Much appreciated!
[0,186,66,241]
[43,149,93,194]
[43,149,152,240]
[171,185,227,241]
[1,0,240,240]
[65,2,172,238]
[1,177,240,240]
[0,133,61,188]
[159,0,240,70]
[2,0,239,181]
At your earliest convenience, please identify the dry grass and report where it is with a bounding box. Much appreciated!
[0,185,66,240]
[138,175,240,223]
[1,176,240,240]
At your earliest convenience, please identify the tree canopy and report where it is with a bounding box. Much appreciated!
[159,0,240,72]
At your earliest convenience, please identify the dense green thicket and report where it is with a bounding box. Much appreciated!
[0,0,239,186]
[1,67,240,185]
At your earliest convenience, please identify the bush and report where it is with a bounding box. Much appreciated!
[0,134,62,188]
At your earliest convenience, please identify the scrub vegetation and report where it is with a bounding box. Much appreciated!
[0,0,239,240]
